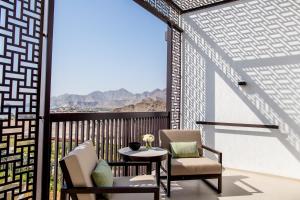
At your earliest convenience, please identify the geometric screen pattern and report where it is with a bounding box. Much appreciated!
[244,64,300,126]
[136,0,182,129]
[181,40,206,130]
[169,27,182,129]
[190,0,300,61]
[0,0,43,199]
[244,64,300,149]
[142,0,181,26]
[173,0,226,10]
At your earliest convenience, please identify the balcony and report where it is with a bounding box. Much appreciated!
[47,112,300,200]
[1,0,300,200]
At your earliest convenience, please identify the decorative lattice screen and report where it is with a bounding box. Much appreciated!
[169,27,182,129]
[135,0,183,129]
[173,0,226,10]
[0,0,44,199]
[141,0,181,25]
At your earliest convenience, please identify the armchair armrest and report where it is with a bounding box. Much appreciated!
[202,145,222,164]
[61,186,160,200]
[108,161,150,167]
[61,185,159,194]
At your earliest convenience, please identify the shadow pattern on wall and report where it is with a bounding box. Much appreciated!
[192,0,300,61]
[181,0,300,169]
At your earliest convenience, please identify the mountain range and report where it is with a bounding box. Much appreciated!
[51,88,166,112]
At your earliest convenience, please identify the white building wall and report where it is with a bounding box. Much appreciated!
[181,0,300,179]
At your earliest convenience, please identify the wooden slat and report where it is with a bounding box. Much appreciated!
[96,120,101,158]
[80,121,84,143]
[121,119,126,176]
[91,120,95,144]
[86,120,90,140]
[53,123,59,200]
[61,122,66,157]
[101,120,105,159]
[105,120,109,161]
[68,121,72,152]
[114,119,118,175]
[75,121,79,147]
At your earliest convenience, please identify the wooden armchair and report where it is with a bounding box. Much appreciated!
[159,130,222,197]
[59,141,159,200]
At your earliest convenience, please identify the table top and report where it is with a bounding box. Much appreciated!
[118,146,168,162]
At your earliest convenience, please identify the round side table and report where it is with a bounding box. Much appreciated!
[118,146,168,186]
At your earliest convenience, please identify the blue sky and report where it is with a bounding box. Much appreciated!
[51,0,167,96]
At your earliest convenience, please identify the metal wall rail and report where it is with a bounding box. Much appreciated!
[196,121,279,129]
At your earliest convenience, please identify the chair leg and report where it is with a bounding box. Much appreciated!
[202,177,220,194]
[167,176,171,197]
[60,190,66,200]
[154,187,160,200]
[167,153,171,197]
[218,175,222,193]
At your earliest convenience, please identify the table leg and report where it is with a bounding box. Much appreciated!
[125,162,128,176]
[135,165,139,175]
[147,162,152,175]
[156,161,161,186]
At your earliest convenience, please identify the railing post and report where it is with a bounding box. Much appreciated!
[167,112,171,129]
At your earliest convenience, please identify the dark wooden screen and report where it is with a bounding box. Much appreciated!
[167,27,182,129]
[134,0,181,28]
[134,0,183,129]
[0,0,44,199]
[173,0,225,10]
[172,0,236,12]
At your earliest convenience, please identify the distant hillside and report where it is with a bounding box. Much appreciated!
[51,88,166,112]
[113,98,166,112]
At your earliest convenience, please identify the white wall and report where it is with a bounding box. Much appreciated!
[181,0,300,179]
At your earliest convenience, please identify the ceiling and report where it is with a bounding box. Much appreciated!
[172,0,233,12]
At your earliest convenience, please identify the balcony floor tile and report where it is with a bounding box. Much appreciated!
[160,168,300,200]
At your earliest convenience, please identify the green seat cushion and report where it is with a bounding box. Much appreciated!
[170,141,200,158]
[91,160,113,199]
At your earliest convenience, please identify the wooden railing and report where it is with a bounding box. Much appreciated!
[49,112,170,200]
